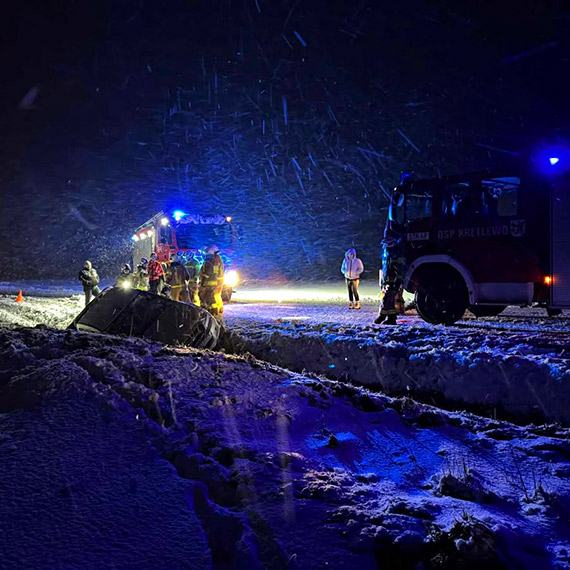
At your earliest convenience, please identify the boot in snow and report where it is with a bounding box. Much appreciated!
[384,315,397,325]
[374,314,386,325]
[355,301,361,310]
[349,302,354,310]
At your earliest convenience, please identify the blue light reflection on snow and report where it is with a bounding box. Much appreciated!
[304,431,359,470]
[304,422,460,482]
[305,431,357,450]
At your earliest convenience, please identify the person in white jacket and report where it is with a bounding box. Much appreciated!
[341,248,364,309]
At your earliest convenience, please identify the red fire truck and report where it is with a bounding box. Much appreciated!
[383,157,570,324]
[131,210,240,301]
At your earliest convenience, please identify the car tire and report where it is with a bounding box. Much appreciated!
[415,268,468,325]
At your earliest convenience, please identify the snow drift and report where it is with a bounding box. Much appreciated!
[224,316,570,426]
[3,292,570,426]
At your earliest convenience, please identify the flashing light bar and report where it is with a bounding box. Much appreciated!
[544,275,552,285]
[226,216,232,222]
[173,210,186,221]
[160,217,169,226]
[549,157,560,166]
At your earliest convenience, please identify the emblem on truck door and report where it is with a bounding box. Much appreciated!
[510,219,526,238]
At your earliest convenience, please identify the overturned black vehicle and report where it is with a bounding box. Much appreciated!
[68,287,221,349]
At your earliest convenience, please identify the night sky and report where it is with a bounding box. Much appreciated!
[1,0,569,280]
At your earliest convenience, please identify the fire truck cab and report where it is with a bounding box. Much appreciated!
[131,210,240,301]
[384,158,570,324]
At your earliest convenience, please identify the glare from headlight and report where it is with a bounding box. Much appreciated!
[224,270,239,288]
[122,281,131,289]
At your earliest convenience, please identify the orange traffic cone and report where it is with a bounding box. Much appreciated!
[15,290,23,303]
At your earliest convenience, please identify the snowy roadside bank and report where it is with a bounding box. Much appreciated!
[222,318,570,426]
[1,327,570,568]
[0,281,113,298]
[0,294,83,329]
[2,293,570,426]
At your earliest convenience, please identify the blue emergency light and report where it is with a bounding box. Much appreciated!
[533,145,569,175]
[173,210,186,221]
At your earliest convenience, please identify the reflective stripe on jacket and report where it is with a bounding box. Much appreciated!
[200,254,224,288]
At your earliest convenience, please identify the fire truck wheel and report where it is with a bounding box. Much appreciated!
[469,305,506,318]
[414,269,468,325]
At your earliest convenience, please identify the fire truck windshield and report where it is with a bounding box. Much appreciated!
[389,188,433,227]
[175,223,232,250]
[389,191,433,226]
[405,192,433,223]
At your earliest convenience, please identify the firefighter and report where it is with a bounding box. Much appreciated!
[160,258,171,297]
[374,237,405,325]
[199,245,224,319]
[184,251,201,305]
[167,251,191,302]
[133,258,149,290]
[114,263,134,289]
[341,248,364,309]
[78,260,100,306]
[147,252,165,295]
[374,266,404,325]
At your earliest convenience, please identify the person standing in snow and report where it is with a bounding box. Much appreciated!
[184,251,201,305]
[114,264,134,289]
[341,248,364,309]
[147,252,165,295]
[133,258,149,291]
[78,260,100,306]
[374,236,405,325]
[374,265,404,325]
[167,251,191,302]
[199,245,224,319]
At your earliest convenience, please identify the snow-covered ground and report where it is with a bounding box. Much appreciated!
[0,293,84,329]
[2,326,570,568]
[0,279,113,298]
[1,283,570,425]
[223,303,570,426]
